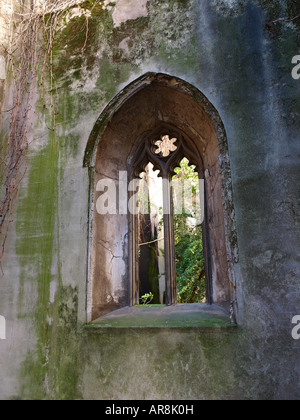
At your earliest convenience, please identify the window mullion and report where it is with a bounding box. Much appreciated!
[130,191,139,306]
[162,174,177,306]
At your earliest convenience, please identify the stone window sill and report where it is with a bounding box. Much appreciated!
[85,303,236,330]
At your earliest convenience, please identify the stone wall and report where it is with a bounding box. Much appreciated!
[0,0,299,400]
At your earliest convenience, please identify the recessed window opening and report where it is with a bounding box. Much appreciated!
[131,128,209,308]
[137,158,206,306]
[86,73,237,321]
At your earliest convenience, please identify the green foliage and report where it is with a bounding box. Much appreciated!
[140,292,154,305]
[173,157,199,186]
[173,159,206,303]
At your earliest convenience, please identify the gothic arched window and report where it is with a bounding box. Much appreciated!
[129,125,211,308]
[85,73,238,322]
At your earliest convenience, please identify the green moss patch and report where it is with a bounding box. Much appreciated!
[88,304,235,329]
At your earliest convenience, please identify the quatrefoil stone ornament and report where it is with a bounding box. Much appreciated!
[154,135,178,157]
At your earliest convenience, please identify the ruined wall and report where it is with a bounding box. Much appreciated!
[0,0,299,400]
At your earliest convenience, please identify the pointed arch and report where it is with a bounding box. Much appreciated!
[84,73,228,169]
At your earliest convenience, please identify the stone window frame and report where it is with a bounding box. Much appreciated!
[84,73,239,323]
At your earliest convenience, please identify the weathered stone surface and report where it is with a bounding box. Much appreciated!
[0,0,299,400]
[112,0,149,27]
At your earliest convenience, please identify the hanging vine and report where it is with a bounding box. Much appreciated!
[0,0,97,266]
